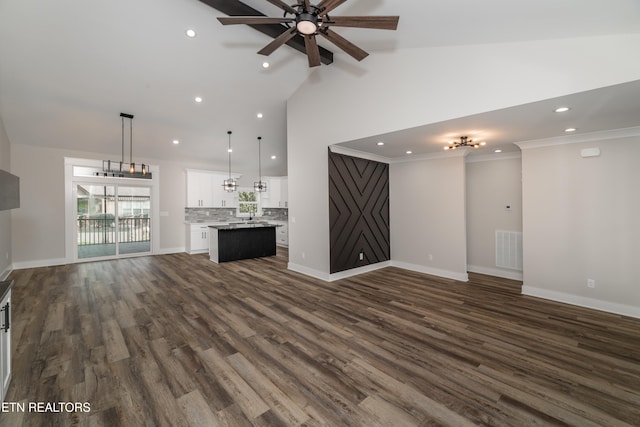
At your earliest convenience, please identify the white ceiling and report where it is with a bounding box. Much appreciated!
[1,0,639,175]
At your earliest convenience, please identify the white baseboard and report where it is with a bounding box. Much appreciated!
[522,286,640,319]
[390,261,468,282]
[288,262,391,282]
[328,261,391,281]
[287,262,331,282]
[467,265,523,281]
[288,260,467,283]
[12,258,70,270]
[1,265,12,281]
[156,247,186,255]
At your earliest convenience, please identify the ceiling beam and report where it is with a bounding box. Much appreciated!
[199,0,334,65]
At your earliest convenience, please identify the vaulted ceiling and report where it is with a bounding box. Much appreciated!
[1,0,639,175]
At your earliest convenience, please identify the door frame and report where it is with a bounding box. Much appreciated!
[64,157,160,262]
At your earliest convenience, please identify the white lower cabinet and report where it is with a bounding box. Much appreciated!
[271,220,289,247]
[0,286,11,402]
[186,224,210,254]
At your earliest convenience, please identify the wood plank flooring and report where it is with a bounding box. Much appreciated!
[2,249,640,426]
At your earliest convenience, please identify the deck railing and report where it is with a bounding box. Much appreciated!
[77,217,150,245]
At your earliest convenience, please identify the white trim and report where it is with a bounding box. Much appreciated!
[0,266,12,281]
[390,261,469,282]
[328,261,391,282]
[389,147,469,164]
[156,247,186,255]
[288,261,392,282]
[328,145,390,164]
[329,144,471,164]
[467,265,523,281]
[465,151,522,163]
[515,126,640,150]
[287,262,331,282]
[12,258,69,270]
[289,259,468,283]
[522,286,640,319]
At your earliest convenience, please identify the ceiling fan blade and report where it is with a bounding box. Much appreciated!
[304,35,321,67]
[317,0,347,15]
[264,0,297,14]
[217,16,294,25]
[258,27,297,56]
[302,0,311,10]
[319,28,368,61]
[324,16,399,30]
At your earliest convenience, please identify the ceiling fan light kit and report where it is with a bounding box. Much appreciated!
[215,0,399,67]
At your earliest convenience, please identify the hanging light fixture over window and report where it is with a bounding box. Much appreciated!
[254,136,267,192]
[223,131,238,192]
[444,135,486,150]
[96,113,150,179]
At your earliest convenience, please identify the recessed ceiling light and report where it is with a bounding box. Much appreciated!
[565,128,577,132]
[555,107,570,113]
[227,148,233,153]
[173,140,180,145]
[494,149,502,153]
[406,150,412,154]
[257,113,263,119]
[377,142,384,146]
[271,155,277,160]
[194,96,203,103]
[262,62,270,69]
[185,29,197,38]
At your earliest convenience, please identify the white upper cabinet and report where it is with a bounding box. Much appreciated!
[262,177,288,208]
[186,170,214,207]
[211,172,238,208]
[186,169,240,208]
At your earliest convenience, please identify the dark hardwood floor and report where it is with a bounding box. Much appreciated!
[2,248,640,426]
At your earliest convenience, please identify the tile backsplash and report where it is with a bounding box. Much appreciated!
[185,207,288,223]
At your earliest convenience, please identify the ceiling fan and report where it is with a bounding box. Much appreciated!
[217,0,399,67]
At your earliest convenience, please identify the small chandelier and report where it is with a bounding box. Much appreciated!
[223,131,238,192]
[97,113,150,178]
[444,136,486,150]
[254,136,267,192]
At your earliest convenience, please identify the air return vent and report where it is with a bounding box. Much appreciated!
[496,230,523,271]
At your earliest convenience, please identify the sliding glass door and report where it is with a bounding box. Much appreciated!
[76,184,151,259]
[117,186,151,255]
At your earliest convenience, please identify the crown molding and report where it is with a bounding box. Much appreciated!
[389,147,469,164]
[328,145,391,164]
[515,126,640,150]
[465,151,522,163]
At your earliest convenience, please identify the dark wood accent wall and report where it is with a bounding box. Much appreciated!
[329,149,390,273]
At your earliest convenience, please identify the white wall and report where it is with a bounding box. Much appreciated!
[466,155,523,279]
[9,143,229,267]
[287,34,640,280]
[390,154,468,281]
[0,115,11,278]
[519,132,640,317]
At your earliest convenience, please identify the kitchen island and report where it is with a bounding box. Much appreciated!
[209,223,279,263]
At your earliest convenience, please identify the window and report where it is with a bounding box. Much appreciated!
[237,190,260,217]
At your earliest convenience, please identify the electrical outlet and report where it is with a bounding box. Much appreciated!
[587,279,595,288]
[428,254,433,261]
[359,252,364,261]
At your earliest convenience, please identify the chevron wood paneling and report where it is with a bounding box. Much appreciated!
[329,149,390,273]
